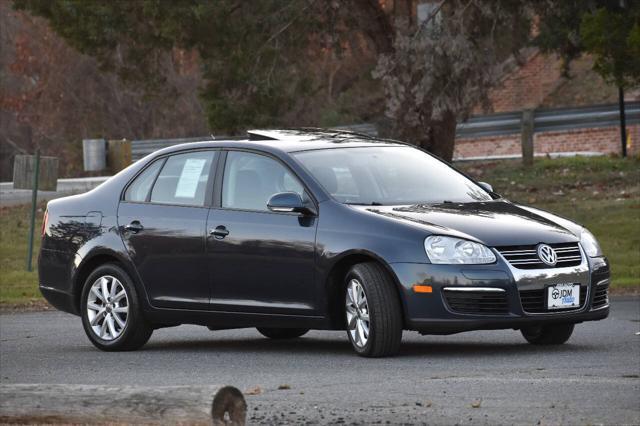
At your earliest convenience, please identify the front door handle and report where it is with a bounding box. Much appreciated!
[124,221,144,233]
[210,225,229,239]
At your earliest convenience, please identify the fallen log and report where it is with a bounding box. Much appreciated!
[0,384,246,425]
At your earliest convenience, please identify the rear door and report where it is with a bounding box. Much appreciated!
[118,150,217,309]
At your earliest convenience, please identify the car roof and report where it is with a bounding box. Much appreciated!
[151,128,408,158]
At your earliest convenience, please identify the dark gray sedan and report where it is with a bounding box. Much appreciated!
[38,129,609,357]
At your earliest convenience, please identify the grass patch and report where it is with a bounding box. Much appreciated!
[0,203,45,307]
[0,156,637,308]
[459,156,640,289]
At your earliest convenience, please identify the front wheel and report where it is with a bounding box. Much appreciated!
[345,262,403,357]
[80,263,153,351]
[521,323,574,345]
[256,328,309,339]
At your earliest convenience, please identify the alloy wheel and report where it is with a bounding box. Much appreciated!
[346,279,370,348]
[86,275,129,341]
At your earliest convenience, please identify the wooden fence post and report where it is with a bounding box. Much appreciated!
[26,150,40,271]
[521,109,535,166]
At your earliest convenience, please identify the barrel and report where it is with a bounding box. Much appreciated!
[82,139,107,171]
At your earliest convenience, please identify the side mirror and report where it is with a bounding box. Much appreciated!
[478,181,493,193]
[267,192,315,215]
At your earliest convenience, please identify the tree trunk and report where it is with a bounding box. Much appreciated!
[390,110,457,162]
[420,110,458,161]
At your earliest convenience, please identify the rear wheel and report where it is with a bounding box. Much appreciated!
[345,262,403,357]
[256,328,309,339]
[80,263,153,351]
[521,323,574,345]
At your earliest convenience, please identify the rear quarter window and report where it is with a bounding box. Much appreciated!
[124,160,163,202]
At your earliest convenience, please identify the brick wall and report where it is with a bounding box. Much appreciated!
[454,124,640,160]
[476,50,564,114]
[458,38,640,160]
[455,134,520,159]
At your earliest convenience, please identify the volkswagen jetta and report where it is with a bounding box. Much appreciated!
[39,129,610,357]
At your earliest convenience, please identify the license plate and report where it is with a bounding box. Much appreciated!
[547,283,580,309]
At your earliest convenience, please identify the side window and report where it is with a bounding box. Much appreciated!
[222,151,304,211]
[124,160,164,202]
[150,151,216,206]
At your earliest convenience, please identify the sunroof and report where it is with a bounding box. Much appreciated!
[247,128,386,143]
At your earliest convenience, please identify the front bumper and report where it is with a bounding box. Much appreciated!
[389,254,610,334]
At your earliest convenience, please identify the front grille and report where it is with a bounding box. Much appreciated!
[443,290,509,315]
[592,280,610,309]
[496,242,582,269]
[519,285,587,313]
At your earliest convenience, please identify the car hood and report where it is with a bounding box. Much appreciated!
[357,200,579,246]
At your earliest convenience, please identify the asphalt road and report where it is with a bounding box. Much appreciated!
[1,298,639,425]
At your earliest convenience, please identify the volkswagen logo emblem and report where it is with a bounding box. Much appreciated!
[537,244,557,266]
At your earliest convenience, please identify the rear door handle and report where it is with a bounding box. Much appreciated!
[210,225,229,239]
[124,221,144,233]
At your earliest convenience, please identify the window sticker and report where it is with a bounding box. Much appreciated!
[174,158,207,198]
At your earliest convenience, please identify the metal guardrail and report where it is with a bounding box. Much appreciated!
[132,136,222,161]
[129,103,638,159]
[456,102,640,138]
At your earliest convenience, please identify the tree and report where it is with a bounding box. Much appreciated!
[535,0,640,157]
[15,0,536,161]
[364,0,533,160]
[14,0,326,133]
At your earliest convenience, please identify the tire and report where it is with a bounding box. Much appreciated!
[256,327,309,339]
[80,263,153,351]
[344,262,403,357]
[521,323,575,345]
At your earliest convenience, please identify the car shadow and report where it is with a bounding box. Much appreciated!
[139,334,599,358]
[142,336,355,355]
[397,339,592,358]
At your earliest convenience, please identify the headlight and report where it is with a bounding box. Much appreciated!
[424,236,496,264]
[580,228,602,257]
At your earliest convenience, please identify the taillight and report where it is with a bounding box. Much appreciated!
[41,210,48,237]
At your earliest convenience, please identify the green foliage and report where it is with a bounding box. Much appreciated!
[14,0,324,134]
[533,1,585,76]
[535,0,640,87]
[0,204,45,307]
[581,6,640,88]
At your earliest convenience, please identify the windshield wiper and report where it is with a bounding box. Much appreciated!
[347,202,383,206]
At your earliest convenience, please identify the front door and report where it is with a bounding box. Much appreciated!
[207,150,318,315]
[118,150,217,309]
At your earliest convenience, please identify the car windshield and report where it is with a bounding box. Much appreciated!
[294,146,492,205]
